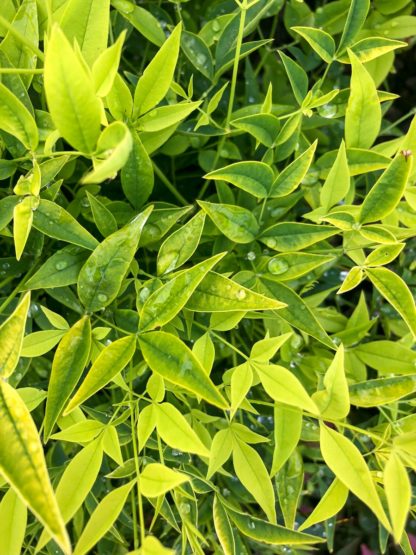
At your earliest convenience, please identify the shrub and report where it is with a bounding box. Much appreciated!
[0,0,415,553]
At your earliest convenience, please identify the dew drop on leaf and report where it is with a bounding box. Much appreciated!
[268,258,289,275]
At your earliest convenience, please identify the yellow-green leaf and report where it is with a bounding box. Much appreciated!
[0,291,30,378]
[384,452,411,542]
[0,488,27,555]
[140,463,190,497]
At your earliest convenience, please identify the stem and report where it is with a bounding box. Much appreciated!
[0,68,43,74]
[225,5,247,128]
[129,386,145,546]
[153,162,188,206]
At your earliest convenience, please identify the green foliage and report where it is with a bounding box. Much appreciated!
[0,1,415,554]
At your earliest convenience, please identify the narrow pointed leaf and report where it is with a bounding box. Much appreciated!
[205,161,274,198]
[0,291,30,378]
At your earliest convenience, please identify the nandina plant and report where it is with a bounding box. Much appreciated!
[0,0,415,554]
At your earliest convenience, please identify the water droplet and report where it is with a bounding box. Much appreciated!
[97,293,108,303]
[248,521,256,529]
[319,103,337,119]
[139,287,151,302]
[352,222,361,230]
[196,53,206,65]
[266,238,277,248]
[180,502,191,514]
[332,336,341,346]
[2,262,10,270]
[268,258,289,275]
[236,289,246,300]
[212,20,220,32]
[55,260,67,271]
[246,251,256,261]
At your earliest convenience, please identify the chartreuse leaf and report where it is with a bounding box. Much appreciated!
[312,345,350,419]
[279,51,308,105]
[345,50,381,149]
[133,23,182,117]
[349,376,416,407]
[213,496,236,555]
[231,113,281,148]
[157,211,205,275]
[358,151,412,224]
[224,504,325,545]
[292,27,335,63]
[298,479,349,531]
[250,333,292,363]
[77,206,152,312]
[337,0,370,54]
[198,200,259,243]
[253,362,318,414]
[276,450,303,528]
[0,381,70,553]
[87,192,118,237]
[13,196,34,260]
[111,0,164,46]
[92,31,125,97]
[260,223,337,252]
[139,252,225,332]
[319,424,391,531]
[60,0,110,65]
[138,536,174,554]
[21,330,65,358]
[233,438,276,523]
[0,488,27,555]
[366,267,416,338]
[338,37,407,63]
[186,272,286,312]
[73,481,134,555]
[64,335,136,414]
[138,102,201,132]
[320,141,350,210]
[139,331,228,409]
[0,291,30,378]
[44,25,101,153]
[32,199,99,250]
[354,340,416,375]
[121,130,154,209]
[270,141,317,198]
[82,121,133,184]
[231,363,253,417]
[51,420,104,442]
[140,463,190,497]
[155,402,210,457]
[207,428,233,479]
[44,316,91,440]
[205,161,273,198]
[384,452,411,542]
[271,404,302,477]
[365,243,404,266]
[337,266,364,294]
[267,252,334,281]
[36,438,104,551]
[0,82,38,150]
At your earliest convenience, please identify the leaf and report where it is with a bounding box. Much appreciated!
[73,481,134,555]
[64,335,136,414]
[320,141,350,210]
[138,101,201,133]
[292,27,335,63]
[225,505,324,545]
[345,49,381,149]
[337,266,364,294]
[133,23,182,117]
[271,404,302,477]
[298,479,349,531]
[279,51,308,105]
[253,362,318,414]
[354,340,416,375]
[270,141,317,198]
[338,37,407,63]
[44,316,91,440]
[260,222,337,252]
[77,206,152,312]
[0,291,30,378]
[139,331,228,409]
[37,438,104,550]
[137,536,174,555]
[384,452,411,542]
[0,82,38,150]
[17,387,47,412]
[207,428,233,479]
[103,425,123,465]
[50,419,104,442]
[198,200,259,243]
[364,243,404,266]
[231,363,253,417]
[233,438,276,523]
[112,0,164,46]
[157,211,205,275]
[0,381,70,553]
[337,0,370,53]
[213,496,236,555]
[87,192,118,237]
[349,376,416,407]
[231,113,281,148]
[140,463,190,497]
[359,151,412,224]
[0,488,27,555]
[82,121,133,184]
[32,199,99,250]
[155,402,210,457]
[21,330,65,358]
[204,161,273,198]
[276,451,303,528]
[181,31,213,80]
[366,267,416,338]
[319,424,391,531]
[121,130,154,209]
[187,272,286,312]
[140,253,224,331]
[44,25,101,153]
[250,333,292,363]
[312,345,350,419]
[92,31,125,97]
[267,252,334,281]
[60,0,110,65]
[13,196,34,260]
